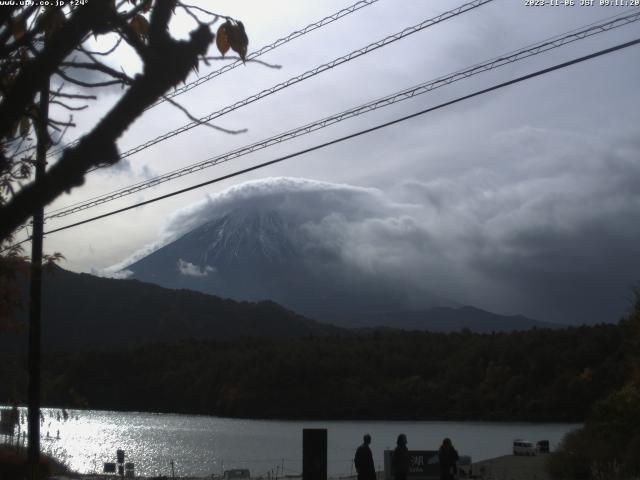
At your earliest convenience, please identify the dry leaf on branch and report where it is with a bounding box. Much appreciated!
[129,14,150,41]
[216,20,248,61]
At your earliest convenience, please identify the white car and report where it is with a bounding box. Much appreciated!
[513,439,537,456]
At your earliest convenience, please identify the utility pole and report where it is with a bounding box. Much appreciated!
[27,76,49,480]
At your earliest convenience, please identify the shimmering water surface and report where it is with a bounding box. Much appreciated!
[10,408,579,477]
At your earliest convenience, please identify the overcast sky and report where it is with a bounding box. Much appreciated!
[24,0,640,324]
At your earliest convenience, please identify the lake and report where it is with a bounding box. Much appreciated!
[9,407,579,477]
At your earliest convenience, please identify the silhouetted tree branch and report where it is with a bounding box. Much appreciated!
[0,0,250,242]
[0,1,251,327]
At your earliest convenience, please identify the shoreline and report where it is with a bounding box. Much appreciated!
[4,404,585,424]
[472,454,551,480]
[47,455,552,480]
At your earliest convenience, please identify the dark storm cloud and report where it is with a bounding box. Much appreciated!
[391,125,640,324]
[107,121,640,325]
[473,212,640,324]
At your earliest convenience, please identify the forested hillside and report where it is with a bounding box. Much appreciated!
[3,266,342,353]
[1,323,629,421]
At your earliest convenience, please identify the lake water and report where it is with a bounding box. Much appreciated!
[8,407,579,477]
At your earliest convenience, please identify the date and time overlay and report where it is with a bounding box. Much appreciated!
[1,0,638,8]
[1,0,639,7]
[526,0,639,6]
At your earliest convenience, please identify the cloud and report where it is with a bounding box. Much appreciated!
[97,158,133,176]
[386,126,640,322]
[177,259,215,277]
[113,125,640,325]
[91,267,133,280]
[139,165,156,180]
[158,177,391,240]
[105,241,166,274]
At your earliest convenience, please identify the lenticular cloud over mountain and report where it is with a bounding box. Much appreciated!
[112,174,640,326]
[163,177,391,234]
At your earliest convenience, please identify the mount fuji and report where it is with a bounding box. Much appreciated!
[124,178,554,331]
[126,206,455,326]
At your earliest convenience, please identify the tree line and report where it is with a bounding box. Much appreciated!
[0,321,630,421]
[547,291,640,480]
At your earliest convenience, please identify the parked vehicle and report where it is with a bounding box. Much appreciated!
[536,440,550,453]
[512,439,537,456]
[224,469,251,480]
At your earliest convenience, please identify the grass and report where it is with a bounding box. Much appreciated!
[0,443,73,479]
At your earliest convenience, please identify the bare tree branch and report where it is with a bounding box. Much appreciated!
[54,69,124,89]
[79,36,122,57]
[49,100,88,111]
[112,13,147,58]
[163,95,248,135]
[48,118,75,128]
[0,2,108,139]
[180,5,205,27]
[0,22,215,240]
[205,55,282,70]
[50,91,97,100]
[0,6,40,57]
[179,3,223,21]
[59,61,134,84]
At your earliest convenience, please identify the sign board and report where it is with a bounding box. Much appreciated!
[383,450,440,480]
[383,450,472,480]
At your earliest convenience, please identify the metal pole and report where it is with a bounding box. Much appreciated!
[27,76,49,480]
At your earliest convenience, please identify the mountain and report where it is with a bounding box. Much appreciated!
[350,306,560,332]
[125,202,554,331]
[127,206,456,325]
[5,266,343,353]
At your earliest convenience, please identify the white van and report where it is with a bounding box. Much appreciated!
[224,469,251,480]
[513,439,537,456]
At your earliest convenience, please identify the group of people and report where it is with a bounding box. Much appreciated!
[354,434,459,480]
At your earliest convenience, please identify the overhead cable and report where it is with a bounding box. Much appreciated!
[43,9,640,221]
[154,0,380,107]
[10,36,635,248]
[47,0,380,158]
[94,0,495,163]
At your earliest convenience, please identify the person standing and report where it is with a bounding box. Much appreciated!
[354,434,376,480]
[391,434,410,480]
[438,438,459,480]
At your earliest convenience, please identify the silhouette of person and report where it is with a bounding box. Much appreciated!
[354,434,376,480]
[392,434,410,480]
[438,438,459,480]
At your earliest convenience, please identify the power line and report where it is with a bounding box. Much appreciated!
[43,9,640,221]
[152,0,380,107]
[7,36,635,249]
[93,0,495,164]
[46,0,380,158]
[42,0,495,217]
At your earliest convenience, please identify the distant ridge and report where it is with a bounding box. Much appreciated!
[350,306,559,332]
[3,263,559,358]
[6,266,343,353]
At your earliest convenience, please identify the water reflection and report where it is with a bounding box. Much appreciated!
[6,407,579,477]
